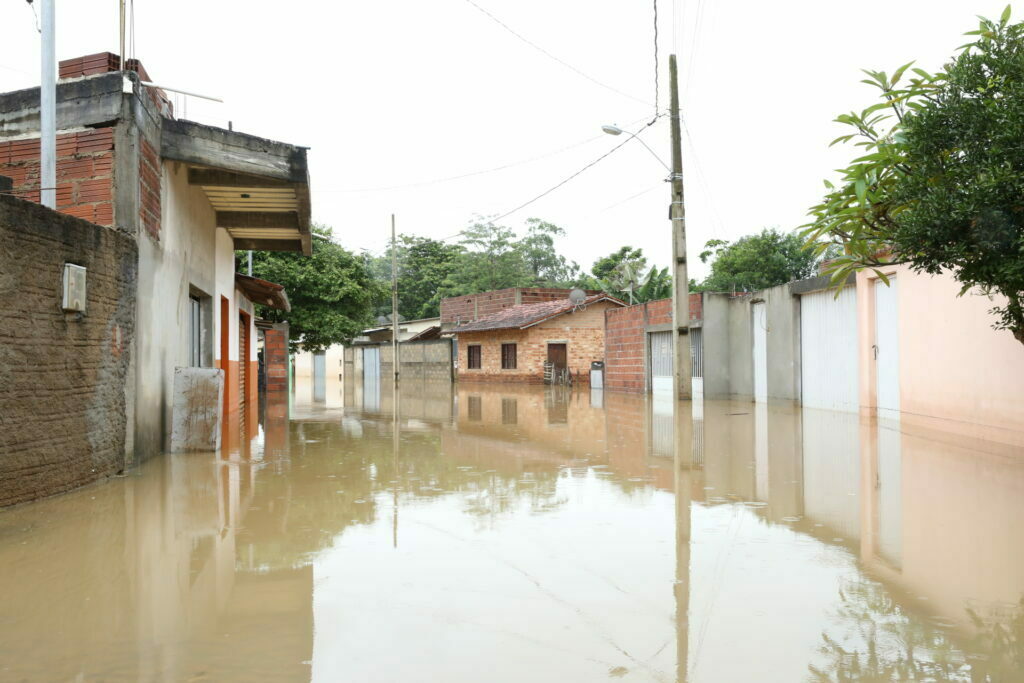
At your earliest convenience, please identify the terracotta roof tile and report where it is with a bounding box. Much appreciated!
[453,293,625,333]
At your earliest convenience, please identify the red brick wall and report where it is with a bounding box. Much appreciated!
[263,328,289,393]
[603,295,702,392]
[440,288,601,325]
[0,129,115,226]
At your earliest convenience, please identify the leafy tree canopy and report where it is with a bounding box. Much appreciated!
[591,246,647,282]
[367,235,463,320]
[242,224,381,352]
[802,7,1024,343]
[697,228,820,292]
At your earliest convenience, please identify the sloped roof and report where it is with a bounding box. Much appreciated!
[235,273,290,311]
[453,294,625,333]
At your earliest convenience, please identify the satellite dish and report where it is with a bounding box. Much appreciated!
[569,288,587,305]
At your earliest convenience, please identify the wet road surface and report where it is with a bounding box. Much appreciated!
[1,380,1023,681]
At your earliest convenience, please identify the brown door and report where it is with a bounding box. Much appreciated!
[547,343,567,372]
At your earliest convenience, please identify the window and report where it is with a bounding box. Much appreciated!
[501,343,517,370]
[468,395,482,421]
[467,345,482,369]
[189,295,202,367]
[501,398,518,425]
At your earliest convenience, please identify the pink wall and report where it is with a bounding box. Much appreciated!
[856,266,1024,444]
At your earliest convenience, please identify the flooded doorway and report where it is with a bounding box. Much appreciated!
[546,342,567,375]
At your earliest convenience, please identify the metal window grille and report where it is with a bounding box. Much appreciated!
[690,328,704,378]
[188,295,202,367]
[501,343,517,370]
[468,345,482,369]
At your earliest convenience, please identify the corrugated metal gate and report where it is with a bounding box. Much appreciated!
[799,287,859,412]
[690,328,703,378]
[649,331,673,394]
[313,351,326,402]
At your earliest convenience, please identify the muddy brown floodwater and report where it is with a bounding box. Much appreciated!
[2,379,1023,682]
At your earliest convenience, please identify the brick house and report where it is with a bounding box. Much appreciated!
[0,52,310,464]
[440,287,602,329]
[453,294,625,384]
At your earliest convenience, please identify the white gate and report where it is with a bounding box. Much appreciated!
[649,331,673,395]
[800,287,859,412]
[874,278,900,419]
[752,302,767,402]
[312,351,326,402]
[361,346,381,412]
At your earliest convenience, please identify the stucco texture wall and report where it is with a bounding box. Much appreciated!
[133,161,219,459]
[857,267,1024,443]
[0,194,137,507]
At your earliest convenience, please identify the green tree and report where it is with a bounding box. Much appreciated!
[591,246,647,282]
[244,225,381,352]
[698,228,819,292]
[519,218,581,286]
[369,235,463,320]
[802,8,1024,344]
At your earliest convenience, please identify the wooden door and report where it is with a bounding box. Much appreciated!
[547,343,567,372]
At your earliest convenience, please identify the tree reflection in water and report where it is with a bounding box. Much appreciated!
[810,576,1023,682]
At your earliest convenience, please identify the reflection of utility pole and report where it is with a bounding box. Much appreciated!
[669,54,692,401]
[391,214,400,388]
[392,382,400,548]
[675,394,694,681]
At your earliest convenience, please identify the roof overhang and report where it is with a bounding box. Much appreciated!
[162,119,311,255]
[235,273,291,312]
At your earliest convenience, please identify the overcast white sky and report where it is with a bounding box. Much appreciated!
[0,0,1007,279]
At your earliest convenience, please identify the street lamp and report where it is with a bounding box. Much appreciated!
[601,124,671,172]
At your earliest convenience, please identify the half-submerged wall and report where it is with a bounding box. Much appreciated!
[0,193,137,506]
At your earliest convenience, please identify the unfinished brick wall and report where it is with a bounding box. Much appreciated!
[456,302,614,383]
[0,194,137,507]
[0,128,115,226]
[604,295,701,392]
[263,325,289,393]
[440,288,600,325]
[139,136,161,240]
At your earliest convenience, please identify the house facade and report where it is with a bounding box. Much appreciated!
[453,294,624,384]
[0,53,310,471]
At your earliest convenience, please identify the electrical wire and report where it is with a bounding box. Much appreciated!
[462,0,651,107]
[489,117,663,223]
[25,0,40,33]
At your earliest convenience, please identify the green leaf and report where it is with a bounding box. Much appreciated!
[855,178,867,204]
[1001,4,1011,25]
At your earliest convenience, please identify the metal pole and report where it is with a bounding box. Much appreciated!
[40,0,56,209]
[119,0,126,70]
[391,214,400,387]
[669,54,692,400]
[247,250,252,276]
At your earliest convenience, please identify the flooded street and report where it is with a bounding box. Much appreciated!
[2,380,1023,682]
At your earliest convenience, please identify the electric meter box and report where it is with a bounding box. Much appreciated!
[62,263,87,313]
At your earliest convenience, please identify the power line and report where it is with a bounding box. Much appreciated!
[327,131,607,194]
[489,118,663,223]
[462,0,651,106]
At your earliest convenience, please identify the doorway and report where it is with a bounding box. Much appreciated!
[547,343,567,377]
[874,277,900,419]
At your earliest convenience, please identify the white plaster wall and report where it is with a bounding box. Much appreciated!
[134,161,234,457]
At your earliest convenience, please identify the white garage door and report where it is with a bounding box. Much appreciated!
[800,287,859,412]
[649,331,673,395]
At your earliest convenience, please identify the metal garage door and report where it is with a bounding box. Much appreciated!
[874,277,900,420]
[649,331,673,395]
[800,287,859,412]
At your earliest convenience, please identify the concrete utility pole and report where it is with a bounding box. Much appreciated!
[40,0,56,209]
[669,54,692,401]
[391,214,400,387]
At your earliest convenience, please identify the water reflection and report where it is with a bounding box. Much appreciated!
[0,380,1021,681]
